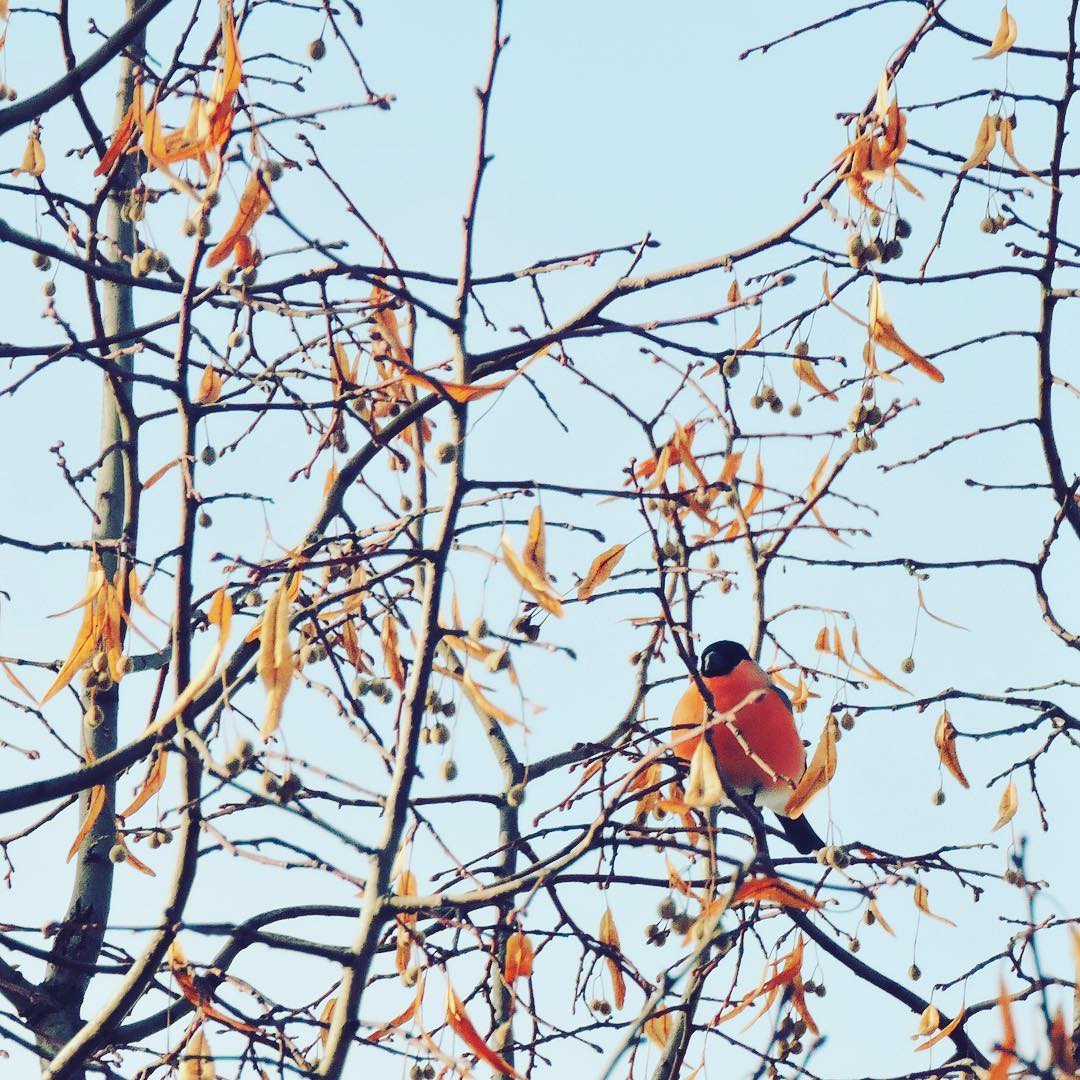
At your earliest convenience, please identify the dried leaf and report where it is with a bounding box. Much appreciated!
[599,909,626,1010]
[197,364,223,404]
[380,614,406,690]
[913,883,956,927]
[916,585,968,631]
[719,451,743,488]
[522,506,547,577]
[576,544,626,601]
[644,1011,673,1049]
[445,983,523,1080]
[504,931,534,983]
[999,116,1053,187]
[731,876,823,911]
[785,715,838,819]
[851,625,911,694]
[94,105,138,177]
[462,669,520,727]
[318,998,337,1051]
[206,169,271,268]
[813,626,829,652]
[979,6,1017,59]
[727,279,741,304]
[934,711,970,789]
[914,1007,964,1051]
[684,738,725,809]
[258,582,293,739]
[961,113,998,172]
[736,317,762,355]
[992,781,1019,831]
[114,832,156,876]
[179,1029,215,1080]
[142,458,180,490]
[914,1004,941,1038]
[793,357,837,401]
[867,898,895,936]
[118,749,168,819]
[986,980,1017,1080]
[724,456,764,539]
[501,530,564,617]
[13,130,45,177]
[67,772,106,863]
[1050,1007,1077,1072]
[868,279,944,383]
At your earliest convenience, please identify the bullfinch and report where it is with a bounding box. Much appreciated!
[671,639,824,854]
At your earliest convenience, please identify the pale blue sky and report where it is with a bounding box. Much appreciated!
[1,1,1078,1076]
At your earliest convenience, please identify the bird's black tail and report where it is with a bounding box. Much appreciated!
[776,813,824,855]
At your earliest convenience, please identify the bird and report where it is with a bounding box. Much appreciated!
[671,639,824,854]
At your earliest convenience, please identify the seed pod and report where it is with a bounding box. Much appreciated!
[895,217,912,239]
[31,251,48,269]
[308,38,326,60]
[722,355,740,378]
[261,159,284,183]
[749,394,763,410]
[868,210,882,227]
[440,759,458,782]
[200,445,217,465]
[42,280,57,297]
[430,722,450,745]
[932,788,946,806]
[980,216,995,234]
[506,783,525,807]
[435,442,457,464]
[900,656,915,674]
[908,964,921,981]
[227,330,245,349]
[658,896,677,920]
[845,233,864,257]
[769,398,783,413]
[108,844,127,864]
[197,510,212,528]
[793,341,809,358]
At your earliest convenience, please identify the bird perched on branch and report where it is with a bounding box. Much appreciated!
[671,639,824,854]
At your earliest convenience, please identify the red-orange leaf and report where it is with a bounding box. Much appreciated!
[934,711,969,789]
[94,105,137,177]
[732,876,823,911]
[67,771,106,862]
[206,170,271,268]
[445,982,523,1080]
[504,930,535,982]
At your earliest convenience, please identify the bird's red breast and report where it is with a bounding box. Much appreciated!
[671,659,805,797]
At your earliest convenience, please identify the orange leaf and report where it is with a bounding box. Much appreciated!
[462,669,520,727]
[724,456,764,539]
[576,544,627,601]
[197,365,223,404]
[501,530,564,617]
[813,626,829,652]
[42,592,102,704]
[867,898,895,936]
[118,749,168,820]
[181,1029,214,1080]
[94,105,137,177]
[917,584,968,631]
[644,1011,673,1049]
[732,876,823,911]
[793,357,836,401]
[736,317,762,355]
[719,451,743,488]
[504,931,534,982]
[257,582,293,739]
[369,977,424,1042]
[987,979,1016,1080]
[999,116,1052,187]
[206,170,271,268]
[727,279,741,304]
[914,1007,964,1051]
[784,715,838,819]
[445,983,523,1080]
[851,625,911,694]
[979,6,1017,59]
[114,832,156,877]
[67,774,106,862]
[913,883,956,927]
[868,279,944,383]
[992,781,1019,831]
[380,614,406,690]
[599,909,626,1010]
[914,1004,941,1038]
[934,711,969,789]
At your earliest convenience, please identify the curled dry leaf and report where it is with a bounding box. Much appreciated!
[368,975,424,1043]
[731,876,823,911]
[934,711,970,789]
[67,750,106,863]
[979,6,1018,58]
[179,1029,214,1080]
[961,114,998,172]
[987,979,1017,1080]
[598,908,626,1010]
[13,130,45,177]
[792,357,837,401]
[445,982,523,1080]
[912,883,957,927]
[380,613,406,690]
[576,543,626,601]
[868,278,944,383]
[118,749,168,819]
[197,365,223,404]
[257,582,293,739]
[992,780,1019,831]
[206,169,272,267]
[501,529,564,617]
[504,930,535,983]
[785,715,838,819]
[644,1011,673,1049]
[914,1004,941,1038]
[914,1007,964,1051]
[462,668,520,726]
[999,116,1053,187]
[684,737,725,809]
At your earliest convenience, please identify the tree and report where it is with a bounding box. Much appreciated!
[0,0,1077,1076]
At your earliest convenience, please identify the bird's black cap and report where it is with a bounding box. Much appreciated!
[700,640,750,678]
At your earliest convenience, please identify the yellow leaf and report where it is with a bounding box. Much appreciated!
[784,715,838,819]
[180,1029,215,1080]
[684,738,725,809]
[13,130,45,177]
[913,883,956,928]
[644,1011,673,1049]
[867,897,895,936]
[914,1004,941,1038]
[851,625,911,694]
[960,113,998,172]
[461,669,519,727]
[992,780,1019,831]
[501,530,564,617]
[736,317,762,355]
[599,909,626,1010]
[914,1007,964,1051]
[258,582,293,739]
[934,711,970,789]
[979,6,1017,59]
[380,614,406,690]
[523,506,547,577]
[999,116,1053,188]
[576,544,627,601]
